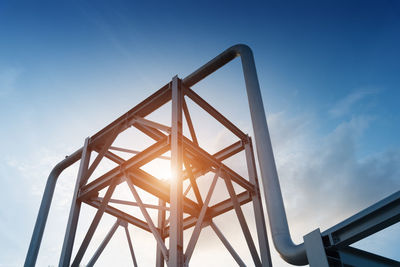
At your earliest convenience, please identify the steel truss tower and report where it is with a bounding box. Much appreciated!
[25,46,273,267]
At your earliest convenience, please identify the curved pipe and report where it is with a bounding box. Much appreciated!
[183,44,308,265]
[24,148,82,267]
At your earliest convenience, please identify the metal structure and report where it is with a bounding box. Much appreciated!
[25,44,400,267]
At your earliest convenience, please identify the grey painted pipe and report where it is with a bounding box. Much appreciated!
[183,44,308,265]
[24,148,82,267]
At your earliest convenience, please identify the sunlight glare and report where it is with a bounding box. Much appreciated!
[140,158,172,181]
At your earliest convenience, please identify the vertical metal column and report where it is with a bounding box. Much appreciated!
[244,138,272,267]
[170,76,184,267]
[59,137,91,267]
[303,229,329,267]
[156,199,166,267]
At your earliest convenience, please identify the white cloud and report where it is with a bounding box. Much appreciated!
[329,90,375,118]
[268,112,400,249]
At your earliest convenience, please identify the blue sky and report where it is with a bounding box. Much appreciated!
[1,1,400,266]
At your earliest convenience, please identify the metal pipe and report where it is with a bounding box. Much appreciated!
[24,148,83,267]
[183,44,308,265]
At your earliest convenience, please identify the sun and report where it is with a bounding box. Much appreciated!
[140,158,172,181]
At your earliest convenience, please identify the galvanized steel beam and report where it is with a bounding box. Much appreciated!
[59,138,91,267]
[337,246,400,267]
[210,221,246,267]
[169,76,184,267]
[84,199,151,233]
[184,170,220,265]
[125,176,169,261]
[323,190,400,249]
[224,174,262,267]
[156,199,166,267]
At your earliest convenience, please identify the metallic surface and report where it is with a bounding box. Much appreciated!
[321,190,400,266]
[337,246,400,267]
[303,229,329,267]
[210,221,246,267]
[322,190,400,249]
[86,220,120,267]
[184,170,219,266]
[169,76,184,266]
[59,138,91,267]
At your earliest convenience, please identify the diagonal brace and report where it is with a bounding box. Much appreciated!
[184,170,220,265]
[125,173,169,261]
[224,174,262,267]
[86,219,120,267]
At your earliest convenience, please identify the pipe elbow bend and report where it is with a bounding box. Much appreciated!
[274,234,308,265]
[228,44,253,57]
[48,149,83,184]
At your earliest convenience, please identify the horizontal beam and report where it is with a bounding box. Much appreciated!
[322,190,400,248]
[163,191,252,237]
[337,246,400,267]
[109,146,170,160]
[90,83,172,146]
[84,199,151,233]
[213,140,244,162]
[94,197,170,210]
[133,116,171,133]
[183,138,255,192]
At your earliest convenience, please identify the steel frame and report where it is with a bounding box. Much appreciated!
[319,190,400,266]
[25,44,399,267]
[25,48,273,266]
